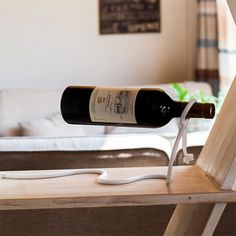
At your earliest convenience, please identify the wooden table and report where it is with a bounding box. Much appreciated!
[1,166,235,211]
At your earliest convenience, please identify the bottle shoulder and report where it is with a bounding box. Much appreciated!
[135,89,174,127]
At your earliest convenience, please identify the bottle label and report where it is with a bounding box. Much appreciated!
[89,87,139,124]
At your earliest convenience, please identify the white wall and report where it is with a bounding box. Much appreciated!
[0,0,197,89]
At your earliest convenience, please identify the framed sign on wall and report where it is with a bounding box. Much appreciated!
[99,0,161,34]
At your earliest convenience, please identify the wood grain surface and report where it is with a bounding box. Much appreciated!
[1,166,235,210]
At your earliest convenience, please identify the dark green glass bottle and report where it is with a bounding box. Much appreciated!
[61,86,215,128]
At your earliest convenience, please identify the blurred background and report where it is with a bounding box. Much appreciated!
[0,0,234,94]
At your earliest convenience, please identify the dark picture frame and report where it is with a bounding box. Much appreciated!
[99,0,161,34]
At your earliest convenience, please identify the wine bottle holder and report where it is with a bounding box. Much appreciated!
[0,100,197,185]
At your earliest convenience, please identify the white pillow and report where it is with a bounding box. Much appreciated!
[19,113,88,137]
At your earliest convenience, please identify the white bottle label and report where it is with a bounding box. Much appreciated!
[89,87,139,124]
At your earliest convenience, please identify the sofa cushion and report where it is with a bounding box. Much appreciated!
[19,113,105,137]
[0,134,171,156]
[0,89,62,136]
[19,113,86,137]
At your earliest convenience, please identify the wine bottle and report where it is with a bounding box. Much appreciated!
[61,86,215,128]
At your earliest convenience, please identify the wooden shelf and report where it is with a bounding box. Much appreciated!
[1,166,235,210]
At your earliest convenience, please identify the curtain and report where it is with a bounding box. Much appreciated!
[216,0,236,93]
[195,0,220,96]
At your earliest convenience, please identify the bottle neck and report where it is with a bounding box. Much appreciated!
[173,101,215,119]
